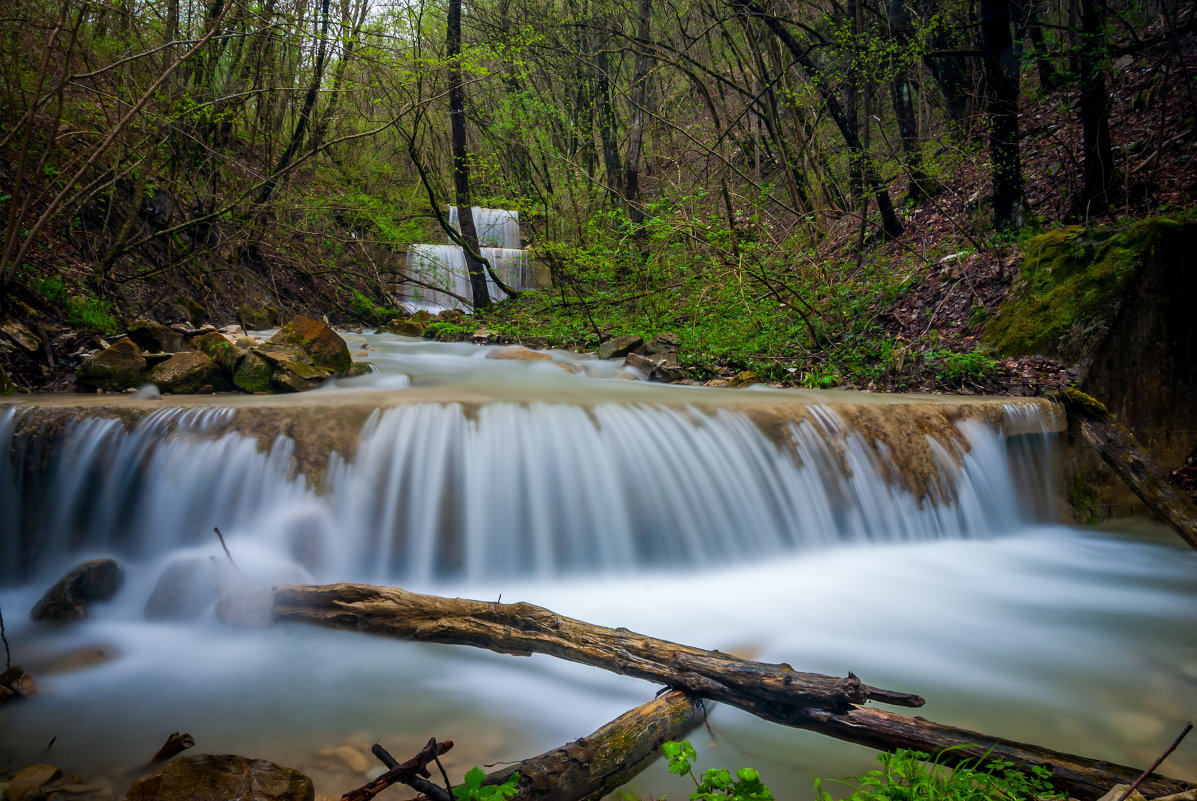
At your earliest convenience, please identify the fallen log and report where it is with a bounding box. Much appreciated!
[272,583,1195,801]
[1060,388,1197,550]
[272,583,922,717]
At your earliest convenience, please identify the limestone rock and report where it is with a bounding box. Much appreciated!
[123,754,314,801]
[597,335,643,360]
[486,346,551,361]
[1,320,41,352]
[471,327,492,342]
[265,317,351,374]
[233,351,273,394]
[76,338,148,392]
[31,559,124,623]
[379,319,424,337]
[144,557,221,620]
[189,332,244,375]
[149,351,225,394]
[5,763,62,801]
[127,320,186,354]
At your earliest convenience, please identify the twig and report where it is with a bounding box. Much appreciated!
[1114,722,1193,801]
[0,601,10,670]
[213,527,238,570]
[343,738,454,801]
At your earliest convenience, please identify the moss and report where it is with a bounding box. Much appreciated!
[233,352,273,393]
[985,217,1185,361]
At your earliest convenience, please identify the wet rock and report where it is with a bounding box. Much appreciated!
[621,351,686,383]
[126,320,186,354]
[258,350,332,393]
[313,746,371,774]
[189,331,244,375]
[181,297,207,328]
[727,371,759,387]
[5,764,61,801]
[0,664,37,703]
[218,324,245,338]
[486,346,551,361]
[149,351,225,394]
[41,646,118,675]
[144,557,221,620]
[1,320,41,353]
[597,335,643,360]
[265,317,351,375]
[31,559,124,623]
[233,351,273,394]
[123,754,314,801]
[471,327,492,342]
[75,338,148,392]
[379,319,425,337]
[346,362,372,378]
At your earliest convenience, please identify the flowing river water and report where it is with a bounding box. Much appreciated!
[0,331,1194,798]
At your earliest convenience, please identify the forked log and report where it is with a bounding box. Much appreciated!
[485,690,706,801]
[1061,388,1197,550]
[271,583,922,717]
[273,583,1195,801]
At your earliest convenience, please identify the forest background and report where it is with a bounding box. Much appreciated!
[0,0,1192,393]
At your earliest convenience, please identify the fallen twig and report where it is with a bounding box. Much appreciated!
[1114,722,1194,801]
[340,737,453,801]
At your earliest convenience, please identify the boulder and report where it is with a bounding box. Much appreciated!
[622,352,687,383]
[644,332,680,361]
[4,763,62,801]
[75,338,148,392]
[379,319,425,337]
[127,320,186,354]
[149,351,225,394]
[257,350,332,393]
[31,559,124,623]
[727,370,760,387]
[265,317,351,374]
[437,309,465,322]
[486,346,551,361]
[471,327,492,342]
[597,335,643,360]
[181,297,207,327]
[233,351,273,394]
[123,754,314,801]
[144,557,222,620]
[1,320,41,353]
[189,331,244,375]
[409,310,434,324]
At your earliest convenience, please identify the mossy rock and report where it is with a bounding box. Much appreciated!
[190,331,245,375]
[265,317,352,374]
[234,351,274,393]
[379,318,425,337]
[149,351,227,393]
[76,338,149,391]
[237,304,280,331]
[985,217,1184,362]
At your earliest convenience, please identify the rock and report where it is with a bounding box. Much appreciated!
[258,350,332,393]
[1,320,41,352]
[379,319,425,337]
[0,664,37,703]
[727,370,759,387]
[149,351,225,394]
[346,362,372,378]
[437,309,465,322]
[486,346,551,361]
[144,557,221,620]
[471,327,492,342]
[218,324,245,338]
[123,754,314,801]
[597,335,643,360]
[644,332,680,361]
[409,310,434,324]
[75,338,148,392]
[189,331,244,375]
[126,320,186,354]
[5,764,62,801]
[41,646,118,675]
[621,352,686,383]
[233,351,273,394]
[313,746,371,774]
[237,304,280,331]
[265,317,352,374]
[214,589,276,629]
[623,352,654,377]
[31,559,124,623]
[181,297,206,327]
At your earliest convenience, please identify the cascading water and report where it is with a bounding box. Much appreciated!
[404,207,530,308]
[0,334,1193,799]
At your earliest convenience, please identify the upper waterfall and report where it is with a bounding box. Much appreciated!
[404,206,530,308]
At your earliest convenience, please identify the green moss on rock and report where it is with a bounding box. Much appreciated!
[985,217,1184,361]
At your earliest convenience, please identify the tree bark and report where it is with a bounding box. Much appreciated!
[270,582,1195,801]
[887,0,932,201]
[447,0,491,308]
[485,691,707,801]
[1077,0,1117,217]
[1060,389,1197,549]
[980,0,1027,229]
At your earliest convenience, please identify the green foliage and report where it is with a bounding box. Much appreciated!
[423,320,472,340]
[452,767,520,801]
[660,741,774,801]
[815,748,1065,801]
[347,289,405,326]
[66,295,120,334]
[925,349,996,385]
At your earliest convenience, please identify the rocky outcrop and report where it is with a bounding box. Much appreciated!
[30,559,124,622]
[123,754,314,801]
[75,338,149,392]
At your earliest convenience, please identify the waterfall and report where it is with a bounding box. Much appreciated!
[0,400,1055,587]
[404,207,530,309]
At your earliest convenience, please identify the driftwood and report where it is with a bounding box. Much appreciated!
[272,583,923,718]
[341,737,453,801]
[273,583,1195,801]
[1061,388,1197,550]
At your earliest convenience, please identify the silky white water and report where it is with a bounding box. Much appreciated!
[0,334,1193,798]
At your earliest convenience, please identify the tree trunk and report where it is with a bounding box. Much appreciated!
[485,691,706,801]
[980,0,1027,229]
[447,0,491,308]
[269,582,1195,801]
[594,46,625,201]
[731,0,904,238]
[887,0,932,201]
[1077,0,1117,217]
[620,0,653,279]
[1060,389,1197,549]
